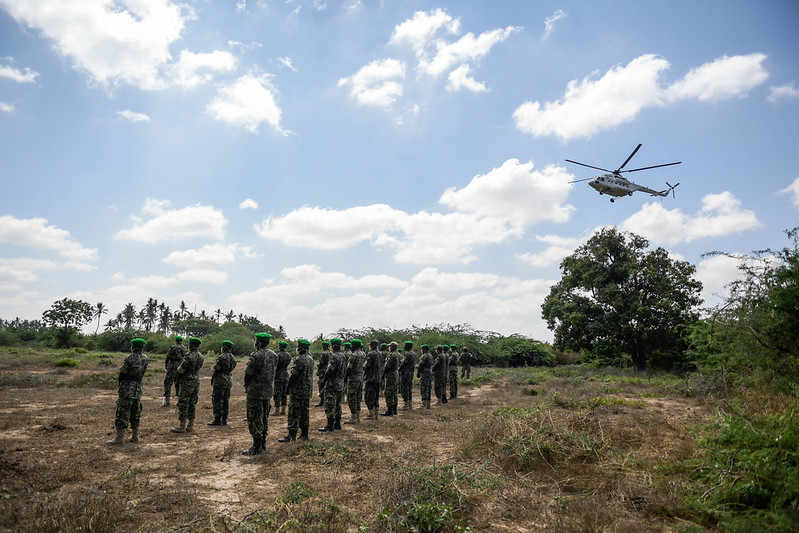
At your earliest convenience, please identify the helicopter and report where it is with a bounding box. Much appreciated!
[566,144,681,203]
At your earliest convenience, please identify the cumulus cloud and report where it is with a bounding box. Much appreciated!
[0,63,39,83]
[0,258,58,283]
[696,254,743,303]
[621,191,761,245]
[517,233,587,268]
[239,198,259,210]
[778,177,799,207]
[170,49,237,89]
[337,59,405,108]
[0,215,98,262]
[446,64,488,93]
[162,243,259,269]
[117,110,150,122]
[0,102,15,113]
[115,198,227,242]
[768,82,799,104]
[207,74,285,134]
[515,53,769,140]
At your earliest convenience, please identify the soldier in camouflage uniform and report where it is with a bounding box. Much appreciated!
[379,342,388,392]
[363,339,382,420]
[273,340,291,416]
[417,344,433,409]
[432,345,448,406]
[108,338,149,444]
[460,346,472,379]
[398,341,416,411]
[278,339,314,442]
[380,342,400,416]
[318,338,346,432]
[344,339,366,425]
[171,337,204,434]
[243,332,277,455]
[207,340,237,426]
[162,335,187,407]
[314,340,331,407]
[448,344,460,399]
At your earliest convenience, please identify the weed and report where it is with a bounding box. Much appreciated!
[0,371,52,388]
[282,480,312,504]
[54,357,79,368]
[62,373,117,389]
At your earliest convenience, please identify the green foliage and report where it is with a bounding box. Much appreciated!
[54,357,79,368]
[495,336,555,367]
[171,317,220,338]
[42,298,95,348]
[95,328,143,352]
[64,372,118,389]
[282,481,312,504]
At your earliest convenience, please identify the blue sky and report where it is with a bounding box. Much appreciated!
[1,0,798,341]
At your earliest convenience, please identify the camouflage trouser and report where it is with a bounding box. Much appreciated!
[115,395,142,429]
[347,380,363,414]
[274,381,288,408]
[419,375,432,402]
[364,382,380,410]
[164,362,181,398]
[211,385,231,419]
[323,387,343,421]
[461,365,471,379]
[246,393,271,438]
[316,372,326,401]
[400,373,413,402]
[448,372,458,398]
[434,375,446,401]
[287,398,310,432]
[384,380,398,409]
[177,379,199,421]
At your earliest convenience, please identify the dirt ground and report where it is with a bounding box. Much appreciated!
[0,358,716,532]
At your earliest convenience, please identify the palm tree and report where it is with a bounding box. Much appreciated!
[122,304,136,329]
[144,297,158,332]
[93,302,107,334]
[215,309,222,324]
[179,300,188,321]
[158,304,171,335]
[224,310,235,323]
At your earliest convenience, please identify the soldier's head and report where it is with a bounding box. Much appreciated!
[330,338,343,351]
[369,339,379,349]
[175,335,184,344]
[255,332,271,349]
[442,345,449,353]
[450,344,457,351]
[322,340,331,350]
[404,340,414,351]
[421,344,430,352]
[131,338,146,352]
[189,337,202,350]
[388,341,398,352]
[278,340,289,351]
[221,340,234,352]
[435,345,443,353]
[380,342,388,351]
[462,346,469,353]
[297,338,311,354]
[351,339,363,350]
[344,341,352,351]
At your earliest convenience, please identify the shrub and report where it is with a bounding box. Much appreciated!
[55,357,79,368]
[496,337,555,368]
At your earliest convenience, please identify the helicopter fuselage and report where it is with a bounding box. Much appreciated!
[588,174,636,197]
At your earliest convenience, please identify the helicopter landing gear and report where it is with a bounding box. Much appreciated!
[610,198,615,203]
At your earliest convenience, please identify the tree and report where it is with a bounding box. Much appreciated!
[93,302,107,334]
[542,228,702,371]
[42,298,94,346]
[122,303,136,329]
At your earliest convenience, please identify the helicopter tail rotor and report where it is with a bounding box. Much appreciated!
[666,182,680,198]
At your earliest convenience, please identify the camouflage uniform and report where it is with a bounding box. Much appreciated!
[209,345,236,425]
[115,348,148,429]
[448,347,460,399]
[432,346,448,405]
[363,342,382,418]
[163,340,187,403]
[273,347,291,412]
[399,344,416,410]
[379,344,388,391]
[381,344,400,416]
[176,343,204,426]
[244,340,277,449]
[315,344,331,406]
[319,341,346,432]
[345,342,366,423]
[460,347,472,379]
[280,342,314,442]
[417,346,433,408]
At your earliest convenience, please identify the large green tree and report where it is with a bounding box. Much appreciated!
[42,298,94,346]
[541,228,702,370]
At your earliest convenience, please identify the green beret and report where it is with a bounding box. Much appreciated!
[331,338,343,346]
[189,337,201,345]
[344,342,351,348]
[421,344,430,349]
[351,339,363,348]
[404,340,414,348]
[255,332,272,341]
[380,343,388,349]
[131,338,147,348]
[278,340,289,348]
[222,340,234,348]
[297,339,311,348]
[175,335,184,341]
[450,344,457,348]
[442,345,449,350]
[321,341,330,347]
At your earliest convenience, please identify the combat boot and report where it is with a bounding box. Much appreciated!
[334,416,342,430]
[242,436,260,455]
[425,400,432,409]
[260,435,267,452]
[344,413,358,424]
[299,427,309,440]
[313,399,324,407]
[130,427,140,443]
[107,428,125,445]
[318,417,334,432]
[433,399,442,406]
[380,407,392,416]
[161,396,170,407]
[392,405,398,416]
[278,430,297,443]
[207,417,222,426]
[186,419,195,433]
[221,417,228,425]
[170,419,187,433]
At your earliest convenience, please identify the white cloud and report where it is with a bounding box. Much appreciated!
[446,64,488,93]
[239,198,259,210]
[0,215,98,262]
[0,102,15,113]
[278,56,298,73]
[389,8,461,53]
[162,243,259,269]
[517,233,587,268]
[543,10,566,40]
[170,49,237,89]
[337,58,405,108]
[117,109,151,122]
[0,258,58,283]
[207,74,285,134]
[0,63,39,83]
[621,191,761,245]
[778,177,799,207]
[439,158,574,227]
[696,254,742,303]
[175,269,229,284]
[416,25,519,78]
[115,199,227,242]
[515,53,770,140]
[768,82,799,104]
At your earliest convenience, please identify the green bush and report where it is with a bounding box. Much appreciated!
[496,337,555,368]
[55,357,79,368]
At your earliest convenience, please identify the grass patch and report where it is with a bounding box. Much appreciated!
[54,357,79,368]
[61,372,118,389]
[0,372,53,388]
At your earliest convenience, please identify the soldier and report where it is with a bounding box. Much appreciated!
[460,346,472,379]
[162,335,187,407]
[242,332,277,455]
[278,339,314,442]
[363,339,382,420]
[448,344,460,399]
[107,338,149,444]
[273,340,291,416]
[314,340,331,407]
[344,339,366,425]
[207,340,237,426]
[171,337,204,434]
[380,342,400,416]
[318,338,346,432]
[398,341,416,411]
[417,344,433,409]
[432,345,448,406]
[379,342,388,392]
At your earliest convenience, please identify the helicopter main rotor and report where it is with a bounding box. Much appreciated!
[566,143,681,181]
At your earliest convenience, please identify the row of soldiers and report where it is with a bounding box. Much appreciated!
[107,334,473,456]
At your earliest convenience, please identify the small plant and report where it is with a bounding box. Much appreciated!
[282,481,312,504]
[55,357,79,368]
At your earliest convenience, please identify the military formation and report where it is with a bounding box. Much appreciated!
[108,333,469,455]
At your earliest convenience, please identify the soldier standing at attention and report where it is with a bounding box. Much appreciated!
[363,339,382,420]
[242,332,277,455]
[171,337,204,434]
[108,338,149,445]
[432,345,448,406]
[278,339,314,442]
[314,341,331,407]
[163,335,186,407]
[379,342,388,393]
[448,344,460,400]
[208,340,236,426]
[344,339,366,425]
[319,338,346,432]
[273,340,291,416]
[380,342,400,417]
[398,341,416,411]
[460,346,472,379]
[417,344,433,410]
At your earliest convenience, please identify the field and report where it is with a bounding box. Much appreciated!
[0,348,741,532]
